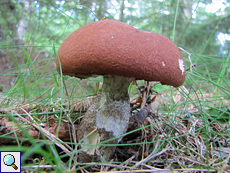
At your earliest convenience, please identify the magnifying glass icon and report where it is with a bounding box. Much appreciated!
[3,154,18,170]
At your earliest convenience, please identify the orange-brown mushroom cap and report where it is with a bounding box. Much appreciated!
[56,20,186,87]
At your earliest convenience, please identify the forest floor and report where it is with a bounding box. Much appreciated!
[0,82,230,173]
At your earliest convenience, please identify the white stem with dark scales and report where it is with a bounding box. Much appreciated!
[77,75,134,162]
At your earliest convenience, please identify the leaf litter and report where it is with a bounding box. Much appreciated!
[0,82,230,172]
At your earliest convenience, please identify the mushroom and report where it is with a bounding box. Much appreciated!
[56,20,186,162]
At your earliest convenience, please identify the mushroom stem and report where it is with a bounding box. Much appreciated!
[77,75,134,162]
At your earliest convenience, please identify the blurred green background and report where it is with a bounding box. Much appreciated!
[0,0,229,103]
